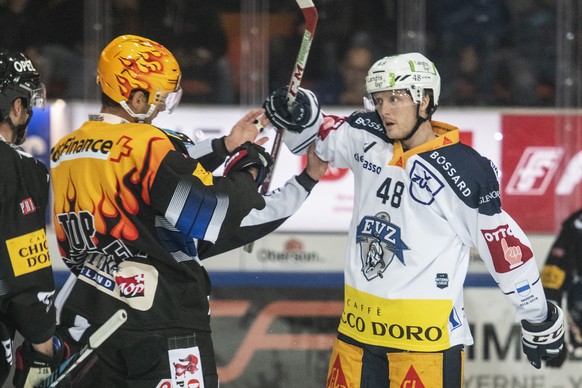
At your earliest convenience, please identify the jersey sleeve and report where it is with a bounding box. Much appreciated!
[159,128,227,172]
[149,148,265,244]
[443,150,548,323]
[198,171,317,258]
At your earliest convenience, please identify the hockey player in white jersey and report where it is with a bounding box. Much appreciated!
[263,52,565,387]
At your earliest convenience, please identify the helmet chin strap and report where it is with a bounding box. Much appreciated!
[400,104,429,141]
[3,113,32,145]
[120,101,157,123]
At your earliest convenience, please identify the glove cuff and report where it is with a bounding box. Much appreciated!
[296,170,319,192]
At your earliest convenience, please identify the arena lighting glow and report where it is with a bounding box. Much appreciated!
[494,132,503,141]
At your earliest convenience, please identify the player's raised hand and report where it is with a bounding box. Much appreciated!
[225,108,269,152]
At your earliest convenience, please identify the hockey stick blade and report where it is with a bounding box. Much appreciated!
[243,0,318,253]
[39,309,128,388]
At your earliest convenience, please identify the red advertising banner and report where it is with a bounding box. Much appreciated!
[501,114,582,232]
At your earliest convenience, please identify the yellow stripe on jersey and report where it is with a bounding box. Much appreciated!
[338,284,452,351]
[193,163,213,186]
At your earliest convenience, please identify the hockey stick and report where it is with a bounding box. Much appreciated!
[243,0,318,253]
[39,309,128,388]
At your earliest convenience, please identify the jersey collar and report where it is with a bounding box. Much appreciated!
[88,113,130,124]
[389,120,460,168]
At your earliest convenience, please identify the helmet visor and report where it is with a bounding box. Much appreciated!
[29,83,47,111]
[363,89,415,112]
[154,87,183,114]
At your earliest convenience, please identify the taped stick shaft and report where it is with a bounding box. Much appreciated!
[243,0,318,253]
[43,309,128,387]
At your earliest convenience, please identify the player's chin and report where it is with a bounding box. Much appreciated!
[385,126,403,139]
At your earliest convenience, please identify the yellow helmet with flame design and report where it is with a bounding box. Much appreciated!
[97,35,182,120]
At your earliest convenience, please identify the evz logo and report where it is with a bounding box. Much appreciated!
[409,160,444,205]
[356,212,409,281]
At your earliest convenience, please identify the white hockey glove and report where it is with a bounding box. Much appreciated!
[13,335,70,388]
[263,86,320,133]
[521,300,565,369]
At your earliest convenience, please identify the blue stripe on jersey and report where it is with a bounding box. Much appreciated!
[175,185,217,238]
[156,224,198,257]
[193,193,217,236]
[291,133,317,154]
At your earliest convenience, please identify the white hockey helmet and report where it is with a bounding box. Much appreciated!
[364,52,440,113]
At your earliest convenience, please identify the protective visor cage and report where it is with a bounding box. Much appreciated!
[156,87,182,113]
[26,83,47,111]
[363,89,416,112]
[363,52,440,112]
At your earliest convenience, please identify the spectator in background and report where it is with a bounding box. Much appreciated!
[0,0,43,54]
[269,0,395,93]
[534,72,556,106]
[541,208,582,368]
[313,34,376,106]
[427,0,510,106]
[446,47,482,106]
[0,0,86,100]
[139,0,235,104]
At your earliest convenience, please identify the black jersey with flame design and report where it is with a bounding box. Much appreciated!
[50,115,265,332]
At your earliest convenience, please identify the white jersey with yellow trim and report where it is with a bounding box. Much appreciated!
[311,111,548,351]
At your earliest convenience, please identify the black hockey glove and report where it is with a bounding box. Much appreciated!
[0,322,12,386]
[521,300,565,369]
[223,141,273,187]
[263,86,320,133]
[13,335,70,388]
[545,342,567,367]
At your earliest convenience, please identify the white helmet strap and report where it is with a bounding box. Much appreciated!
[120,100,157,123]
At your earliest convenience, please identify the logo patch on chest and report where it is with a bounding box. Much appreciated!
[409,160,444,205]
[356,212,409,280]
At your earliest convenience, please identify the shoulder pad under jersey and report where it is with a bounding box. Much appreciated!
[158,127,195,154]
[159,128,195,146]
[418,143,501,215]
[345,111,391,143]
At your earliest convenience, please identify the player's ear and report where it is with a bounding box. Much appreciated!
[128,90,148,111]
[420,93,430,116]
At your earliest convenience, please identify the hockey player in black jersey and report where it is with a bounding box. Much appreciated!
[541,208,582,367]
[50,35,328,387]
[0,51,68,387]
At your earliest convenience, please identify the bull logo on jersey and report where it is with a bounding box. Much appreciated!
[356,212,409,280]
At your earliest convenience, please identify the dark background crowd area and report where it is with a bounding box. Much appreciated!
[0,0,575,108]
